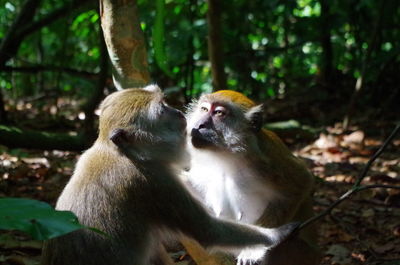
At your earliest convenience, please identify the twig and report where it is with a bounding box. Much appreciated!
[354,124,400,187]
[298,124,400,231]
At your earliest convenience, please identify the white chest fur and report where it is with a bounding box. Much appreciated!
[187,151,275,224]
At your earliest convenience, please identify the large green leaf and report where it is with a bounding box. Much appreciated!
[0,198,85,240]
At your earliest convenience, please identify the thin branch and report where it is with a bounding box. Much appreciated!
[2,66,98,79]
[297,124,400,232]
[0,0,41,67]
[0,0,93,68]
[354,123,400,187]
[19,0,93,38]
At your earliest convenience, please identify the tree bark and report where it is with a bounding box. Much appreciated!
[207,0,227,91]
[99,0,150,89]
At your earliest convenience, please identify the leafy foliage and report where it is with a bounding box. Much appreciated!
[0,198,84,240]
[0,0,397,124]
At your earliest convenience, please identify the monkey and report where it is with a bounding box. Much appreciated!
[41,85,298,265]
[181,90,321,265]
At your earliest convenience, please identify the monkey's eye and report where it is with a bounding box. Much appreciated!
[200,106,209,112]
[159,104,167,115]
[159,105,165,113]
[214,110,225,116]
[213,106,227,117]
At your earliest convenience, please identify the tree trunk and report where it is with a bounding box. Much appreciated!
[0,125,87,151]
[343,0,387,128]
[0,91,8,124]
[318,0,333,88]
[99,0,150,89]
[207,0,227,91]
[184,0,196,102]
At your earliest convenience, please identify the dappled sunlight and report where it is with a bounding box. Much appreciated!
[292,124,400,265]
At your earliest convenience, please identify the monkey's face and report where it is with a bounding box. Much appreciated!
[101,85,187,161]
[186,101,253,153]
[147,100,187,145]
[186,91,264,153]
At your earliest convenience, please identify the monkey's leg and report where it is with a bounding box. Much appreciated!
[264,236,321,265]
[262,200,321,265]
[181,237,235,265]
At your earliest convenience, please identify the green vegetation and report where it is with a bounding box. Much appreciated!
[0,198,84,240]
[0,0,398,119]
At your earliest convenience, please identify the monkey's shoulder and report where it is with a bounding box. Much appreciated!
[56,144,151,212]
[63,144,147,194]
[257,129,314,190]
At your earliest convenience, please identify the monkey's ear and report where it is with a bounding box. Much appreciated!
[245,104,264,132]
[143,84,161,93]
[109,128,128,146]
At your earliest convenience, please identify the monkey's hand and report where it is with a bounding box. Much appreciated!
[236,246,268,265]
[236,222,299,265]
[263,222,299,247]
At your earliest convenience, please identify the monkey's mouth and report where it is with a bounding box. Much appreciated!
[190,128,215,148]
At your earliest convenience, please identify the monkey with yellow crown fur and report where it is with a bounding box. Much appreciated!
[41,86,298,265]
[181,90,321,265]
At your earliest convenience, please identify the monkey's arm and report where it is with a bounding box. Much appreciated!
[148,169,297,249]
[252,150,314,227]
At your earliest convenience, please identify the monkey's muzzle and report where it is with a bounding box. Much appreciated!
[191,128,218,148]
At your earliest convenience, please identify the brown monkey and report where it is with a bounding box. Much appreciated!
[41,85,297,265]
[182,90,320,265]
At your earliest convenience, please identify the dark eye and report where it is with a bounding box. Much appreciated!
[200,106,208,112]
[213,106,227,117]
[214,110,225,116]
[160,104,167,115]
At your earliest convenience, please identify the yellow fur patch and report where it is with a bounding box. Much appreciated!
[212,90,256,109]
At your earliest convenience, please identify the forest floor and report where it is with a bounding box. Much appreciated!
[0,123,399,265]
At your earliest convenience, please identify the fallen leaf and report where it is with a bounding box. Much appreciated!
[372,243,394,254]
[343,131,365,144]
[326,244,352,265]
[315,134,339,149]
[361,208,375,218]
[21,158,50,168]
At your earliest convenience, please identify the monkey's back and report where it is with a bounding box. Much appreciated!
[41,142,154,265]
[258,128,314,194]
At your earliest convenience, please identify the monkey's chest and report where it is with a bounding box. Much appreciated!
[188,168,272,224]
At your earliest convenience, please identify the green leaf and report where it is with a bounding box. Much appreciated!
[267,87,276,97]
[0,198,85,240]
[153,0,172,77]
